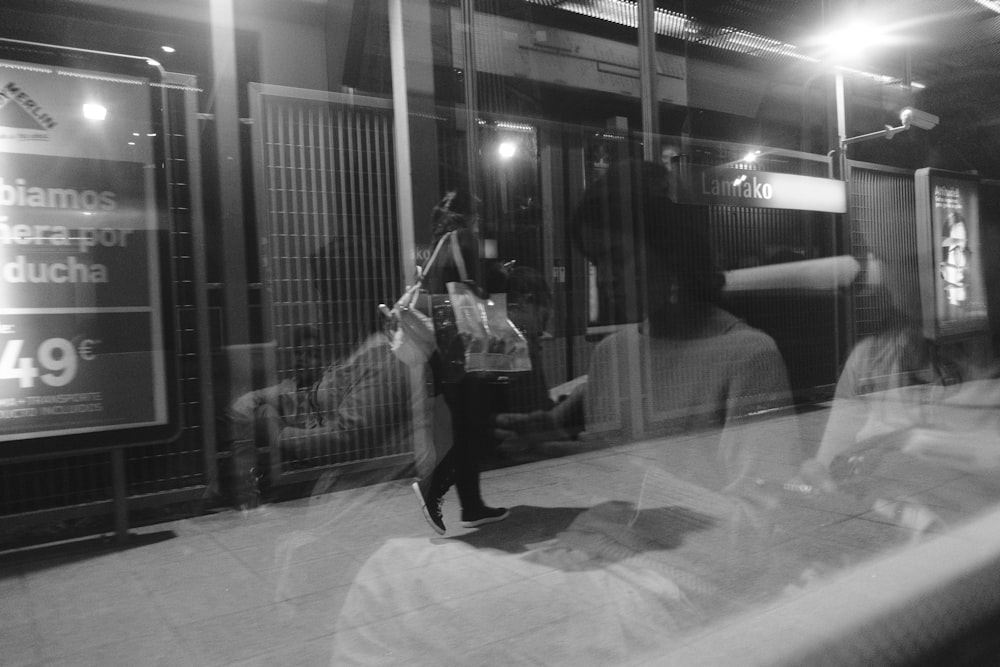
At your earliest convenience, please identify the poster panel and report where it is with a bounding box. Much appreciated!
[915,168,989,340]
[0,58,168,444]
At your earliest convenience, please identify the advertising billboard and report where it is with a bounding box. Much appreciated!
[915,168,989,341]
[0,57,171,446]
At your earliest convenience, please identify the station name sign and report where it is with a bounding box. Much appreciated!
[682,166,847,213]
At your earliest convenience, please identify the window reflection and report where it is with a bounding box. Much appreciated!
[5,1,1000,665]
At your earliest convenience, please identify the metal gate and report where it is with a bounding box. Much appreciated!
[248,84,410,485]
[845,160,920,341]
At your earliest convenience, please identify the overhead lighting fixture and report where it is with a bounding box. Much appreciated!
[524,0,916,89]
[498,141,517,159]
[82,103,107,120]
[161,45,176,53]
[810,19,904,65]
[495,120,535,133]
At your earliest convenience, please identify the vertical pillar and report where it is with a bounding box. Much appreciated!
[835,71,847,155]
[461,0,480,204]
[638,0,660,162]
[388,0,441,255]
[210,0,256,504]
[209,0,250,343]
[632,0,658,442]
[388,0,417,283]
[389,0,441,468]
[111,448,129,545]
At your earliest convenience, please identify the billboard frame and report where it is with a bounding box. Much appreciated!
[914,167,991,342]
[0,38,182,461]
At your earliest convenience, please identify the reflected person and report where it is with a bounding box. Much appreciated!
[497,159,800,493]
[800,242,998,494]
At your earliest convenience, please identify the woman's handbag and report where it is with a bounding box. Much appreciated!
[382,280,436,367]
[383,231,532,383]
[380,232,455,367]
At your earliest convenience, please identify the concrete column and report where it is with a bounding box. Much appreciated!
[209,0,250,344]
[638,0,660,162]
[388,0,441,259]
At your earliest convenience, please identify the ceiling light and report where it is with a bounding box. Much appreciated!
[82,103,107,120]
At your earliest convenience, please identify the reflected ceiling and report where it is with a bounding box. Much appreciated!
[521,0,1000,173]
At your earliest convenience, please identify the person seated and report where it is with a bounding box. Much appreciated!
[229,324,327,437]
[228,236,412,470]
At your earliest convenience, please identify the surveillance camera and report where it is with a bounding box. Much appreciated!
[900,107,939,131]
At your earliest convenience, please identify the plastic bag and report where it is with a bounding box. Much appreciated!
[383,230,532,382]
[444,283,532,381]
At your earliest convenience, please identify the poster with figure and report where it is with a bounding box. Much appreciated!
[0,57,169,444]
[915,168,989,340]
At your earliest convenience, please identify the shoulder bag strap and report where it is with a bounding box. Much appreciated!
[447,230,469,282]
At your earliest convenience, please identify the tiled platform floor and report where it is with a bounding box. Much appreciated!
[2,406,992,666]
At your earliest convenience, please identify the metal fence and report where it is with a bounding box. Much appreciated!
[248,84,411,485]
[846,160,920,341]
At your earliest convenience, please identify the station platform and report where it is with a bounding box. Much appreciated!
[3,404,998,666]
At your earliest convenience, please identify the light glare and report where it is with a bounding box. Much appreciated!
[812,18,900,64]
[974,0,1000,14]
[82,103,107,120]
[498,141,517,159]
